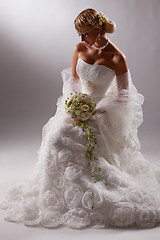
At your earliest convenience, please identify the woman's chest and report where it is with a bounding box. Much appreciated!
[79,51,118,70]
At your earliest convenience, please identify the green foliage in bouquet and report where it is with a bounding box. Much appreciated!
[65,92,96,121]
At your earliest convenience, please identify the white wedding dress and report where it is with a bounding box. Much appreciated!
[1,57,160,229]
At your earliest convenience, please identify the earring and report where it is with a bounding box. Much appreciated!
[97,33,101,42]
[98,33,101,41]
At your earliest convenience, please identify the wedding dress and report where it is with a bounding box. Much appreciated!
[1,57,160,229]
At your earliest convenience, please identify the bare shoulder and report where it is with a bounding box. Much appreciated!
[108,40,128,76]
[115,52,128,76]
[74,42,88,52]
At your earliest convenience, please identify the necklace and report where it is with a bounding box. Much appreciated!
[92,39,109,50]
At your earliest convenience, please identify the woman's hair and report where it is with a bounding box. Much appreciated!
[74,8,116,34]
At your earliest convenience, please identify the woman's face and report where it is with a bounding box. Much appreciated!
[76,28,99,46]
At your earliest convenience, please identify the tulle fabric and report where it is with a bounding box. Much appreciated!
[1,65,160,229]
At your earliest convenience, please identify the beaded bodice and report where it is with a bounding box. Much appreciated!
[76,58,116,103]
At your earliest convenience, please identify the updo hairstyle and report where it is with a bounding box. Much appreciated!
[74,8,116,35]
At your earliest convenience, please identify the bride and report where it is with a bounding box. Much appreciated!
[1,8,160,229]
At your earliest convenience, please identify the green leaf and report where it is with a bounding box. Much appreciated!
[96,178,100,182]
[67,101,72,107]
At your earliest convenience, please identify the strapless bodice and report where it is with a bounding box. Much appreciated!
[76,58,116,103]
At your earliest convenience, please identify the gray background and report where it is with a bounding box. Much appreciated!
[0,0,160,239]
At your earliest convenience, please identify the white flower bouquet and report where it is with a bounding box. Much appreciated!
[65,92,96,122]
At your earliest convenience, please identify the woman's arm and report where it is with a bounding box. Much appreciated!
[115,54,129,102]
[72,45,80,79]
[72,42,87,78]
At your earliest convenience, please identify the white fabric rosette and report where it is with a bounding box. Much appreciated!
[64,162,83,181]
[82,188,103,210]
[41,189,65,213]
[42,213,65,228]
[135,206,156,228]
[51,170,65,189]
[64,183,83,208]
[91,157,108,179]
[89,211,109,228]
[65,208,90,229]
[109,202,135,227]
[41,172,65,192]
[58,148,73,164]
[126,186,152,207]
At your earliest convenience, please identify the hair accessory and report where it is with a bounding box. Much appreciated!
[97,12,106,25]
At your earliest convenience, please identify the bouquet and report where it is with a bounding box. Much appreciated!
[65,92,96,122]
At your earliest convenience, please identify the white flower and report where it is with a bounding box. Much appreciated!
[80,112,86,118]
[42,213,64,228]
[64,163,83,181]
[82,188,103,210]
[64,183,83,208]
[81,114,91,121]
[97,12,106,25]
[81,104,89,111]
[41,189,65,212]
[65,208,90,229]
[126,186,151,207]
[109,202,135,227]
[75,110,81,116]
[135,206,156,228]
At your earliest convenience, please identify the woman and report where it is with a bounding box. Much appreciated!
[1,8,160,229]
